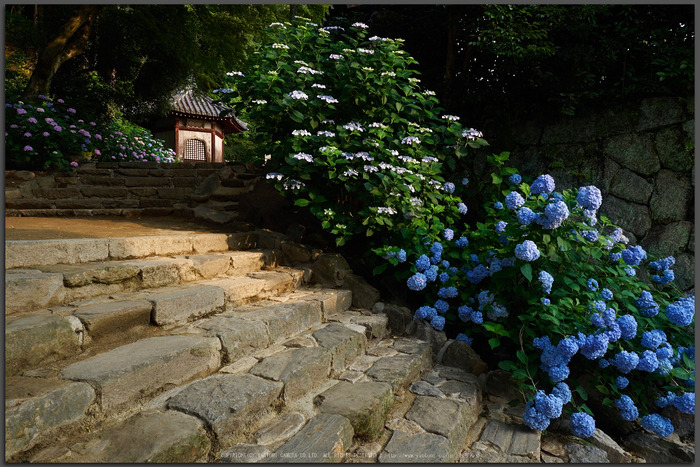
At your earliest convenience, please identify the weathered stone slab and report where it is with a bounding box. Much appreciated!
[72,299,152,339]
[6,238,110,268]
[148,285,225,326]
[378,431,455,463]
[269,414,354,463]
[61,335,221,411]
[623,431,695,463]
[599,195,652,238]
[366,353,431,393]
[439,340,488,376]
[565,443,609,463]
[349,313,388,340]
[313,323,368,375]
[6,314,81,375]
[167,374,283,441]
[603,133,660,176]
[228,251,267,274]
[41,262,141,287]
[250,347,331,401]
[381,304,414,335]
[221,444,271,463]
[123,257,192,288]
[255,412,306,447]
[655,126,694,171]
[405,396,472,457]
[195,316,269,360]
[315,381,394,441]
[238,301,323,343]
[248,270,297,295]
[186,253,235,279]
[201,276,266,307]
[342,273,380,309]
[5,382,95,457]
[637,96,686,131]
[437,379,482,415]
[304,289,353,317]
[191,233,233,253]
[409,381,445,398]
[311,253,353,287]
[650,169,692,223]
[588,428,632,463]
[478,419,541,461]
[640,221,692,258]
[5,271,65,315]
[459,443,534,463]
[70,410,210,463]
[609,168,654,204]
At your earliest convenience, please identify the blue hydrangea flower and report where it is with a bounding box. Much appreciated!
[652,268,675,284]
[415,255,431,272]
[615,376,629,390]
[601,288,613,300]
[616,314,638,340]
[494,201,503,210]
[456,333,472,345]
[666,295,695,326]
[455,236,469,248]
[470,311,484,324]
[556,337,579,360]
[430,315,445,331]
[615,395,639,421]
[425,266,438,282]
[672,392,694,415]
[590,313,605,328]
[434,299,449,314]
[599,358,610,368]
[438,286,458,299]
[621,245,647,266]
[641,330,667,349]
[533,336,551,350]
[407,273,427,291]
[517,207,538,226]
[443,228,454,241]
[538,271,554,294]
[582,230,598,242]
[576,186,603,211]
[624,266,636,277]
[478,290,494,307]
[515,240,541,262]
[462,177,469,185]
[609,252,622,262]
[605,322,622,343]
[542,298,551,305]
[641,414,674,437]
[570,412,596,438]
[602,308,616,326]
[466,264,489,284]
[656,343,673,360]
[509,174,522,185]
[523,400,550,431]
[457,305,473,322]
[590,300,606,313]
[439,272,450,283]
[612,350,639,374]
[531,174,556,195]
[443,182,455,194]
[414,306,436,320]
[578,333,609,360]
[534,390,564,418]
[637,350,659,372]
[587,278,599,291]
[536,201,569,229]
[397,249,407,262]
[553,382,572,403]
[458,202,468,214]
[634,290,659,317]
[487,302,509,320]
[649,256,675,271]
[505,191,525,210]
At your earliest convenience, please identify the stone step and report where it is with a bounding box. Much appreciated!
[7,250,274,316]
[5,231,258,269]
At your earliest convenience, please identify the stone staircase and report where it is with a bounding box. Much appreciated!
[4,230,445,463]
[5,230,693,463]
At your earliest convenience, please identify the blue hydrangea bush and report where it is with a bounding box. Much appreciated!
[400,152,694,439]
[214,19,486,255]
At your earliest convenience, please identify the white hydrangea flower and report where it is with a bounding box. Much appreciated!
[352,22,369,28]
[266,172,284,181]
[462,128,483,140]
[343,169,359,177]
[288,90,309,100]
[317,130,335,137]
[329,54,344,60]
[292,129,311,136]
[226,71,245,77]
[377,207,397,215]
[441,115,460,121]
[317,95,339,104]
[272,43,289,49]
[343,122,364,132]
[252,99,268,105]
[358,48,375,54]
[269,22,286,28]
[312,83,327,89]
[401,136,421,145]
[293,152,314,163]
[381,72,396,77]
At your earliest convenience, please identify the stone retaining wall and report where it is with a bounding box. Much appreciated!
[476,95,694,290]
[5,161,255,218]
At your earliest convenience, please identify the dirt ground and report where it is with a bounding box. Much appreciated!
[4,216,234,241]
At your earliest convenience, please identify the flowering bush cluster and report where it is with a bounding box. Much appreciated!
[5,96,176,170]
[214,19,486,256]
[399,153,694,439]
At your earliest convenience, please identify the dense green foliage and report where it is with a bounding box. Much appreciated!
[216,20,487,263]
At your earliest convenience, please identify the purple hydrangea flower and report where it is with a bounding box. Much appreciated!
[541,298,551,305]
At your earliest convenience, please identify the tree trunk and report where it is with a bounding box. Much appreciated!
[21,5,101,101]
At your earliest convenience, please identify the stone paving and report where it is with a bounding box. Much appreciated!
[5,231,695,463]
